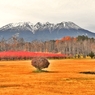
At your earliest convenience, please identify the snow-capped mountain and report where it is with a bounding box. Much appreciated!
[0,22,33,31]
[0,21,95,41]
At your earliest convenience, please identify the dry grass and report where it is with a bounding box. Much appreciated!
[0,59,95,95]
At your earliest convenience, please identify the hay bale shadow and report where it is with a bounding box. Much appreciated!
[80,71,95,75]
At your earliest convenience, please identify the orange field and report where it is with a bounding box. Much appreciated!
[0,59,95,95]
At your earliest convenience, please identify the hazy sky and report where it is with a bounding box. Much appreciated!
[0,0,95,32]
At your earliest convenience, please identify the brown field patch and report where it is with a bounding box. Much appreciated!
[0,59,95,95]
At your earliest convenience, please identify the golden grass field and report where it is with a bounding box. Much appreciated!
[0,59,95,95]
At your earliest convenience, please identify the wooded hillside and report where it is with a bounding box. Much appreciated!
[0,35,95,57]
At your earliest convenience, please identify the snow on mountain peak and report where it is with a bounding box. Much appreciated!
[0,22,33,31]
[55,21,81,29]
[65,21,81,29]
[0,21,81,32]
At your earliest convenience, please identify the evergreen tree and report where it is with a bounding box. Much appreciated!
[89,51,94,59]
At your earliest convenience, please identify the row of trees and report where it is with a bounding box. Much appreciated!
[0,36,95,58]
[56,36,95,57]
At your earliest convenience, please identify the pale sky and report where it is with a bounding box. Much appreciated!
[0,0,95,33]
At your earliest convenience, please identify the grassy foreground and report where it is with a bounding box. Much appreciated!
[0,59,95,95]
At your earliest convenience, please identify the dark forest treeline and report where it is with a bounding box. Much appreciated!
[0,35,95,57]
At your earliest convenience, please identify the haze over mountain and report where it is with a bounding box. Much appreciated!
[0,21,95,41]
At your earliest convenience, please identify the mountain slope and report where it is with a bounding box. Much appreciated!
[0,22,95,41]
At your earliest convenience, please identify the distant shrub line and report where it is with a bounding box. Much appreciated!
[0,51,66,61]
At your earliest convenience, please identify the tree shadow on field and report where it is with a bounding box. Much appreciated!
[32,70,59,73]
[47,71,60,73]
[0,84,20,88]
[80,71,95,75]
[0,65,5,67]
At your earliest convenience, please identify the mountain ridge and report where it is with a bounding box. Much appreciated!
[0,21,95,41]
